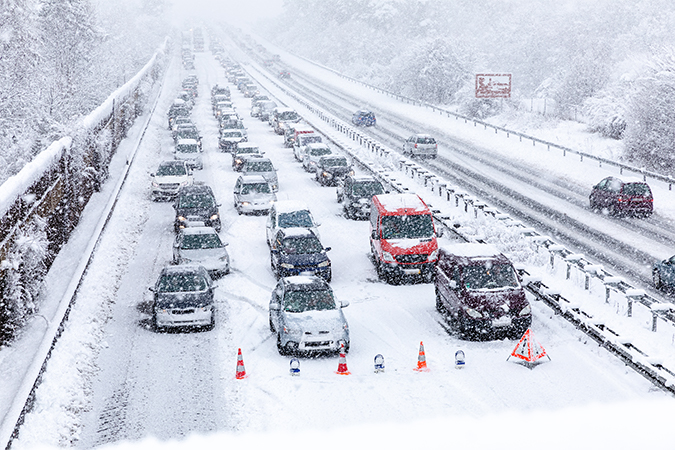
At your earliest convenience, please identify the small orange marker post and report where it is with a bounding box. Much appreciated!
[235,348,248,379]
[335,343,351,375]
[413,341,430,372]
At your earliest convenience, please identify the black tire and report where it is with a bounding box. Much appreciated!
[277,333,287,355]
[435,291,446,314]
[269,316,275,332]
[654,269,663,290]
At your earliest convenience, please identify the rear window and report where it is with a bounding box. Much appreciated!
[182,233,222,250]
[241,183,271,194]
[417,137,436,144]
[352,181,384,197]
[246,161,274,172]
[623,183,652,197]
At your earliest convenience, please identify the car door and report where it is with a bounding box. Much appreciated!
[664,256,675,286]
[233,178,242,203]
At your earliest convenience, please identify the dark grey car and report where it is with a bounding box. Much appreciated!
[150,265,215,331]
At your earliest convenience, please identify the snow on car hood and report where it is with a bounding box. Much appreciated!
[384,237,436,251]
[181,247,227,262]
[284,309,346,333]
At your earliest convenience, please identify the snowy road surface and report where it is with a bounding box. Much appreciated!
[8,45,673,450]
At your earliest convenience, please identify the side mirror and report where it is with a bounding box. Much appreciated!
[149,287,155,292]
[150,173,155,177]
[340,300,350,308]
[269,302,280,311]
[371,230,379,240]
[448,280,458,290]
[324,247,332,252]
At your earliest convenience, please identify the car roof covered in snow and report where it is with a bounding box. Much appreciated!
[180,226,219,236]
[439,243,511,265]
[177,139,199,146]
[273,201,312,216]
[373,193,428,214]
[238,174,268,184]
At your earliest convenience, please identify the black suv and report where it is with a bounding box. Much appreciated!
[337,175,385,219]
[315,155,353,186]
[173,185,221,232]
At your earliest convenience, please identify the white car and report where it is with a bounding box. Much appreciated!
[150,160,193,201]
[233,175,277,215]
[174,138,203,170]
[402,134,438,158]
[172,227,230,278]
[266,200,320,247]
[301,143,333,172]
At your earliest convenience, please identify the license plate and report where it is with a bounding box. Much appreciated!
[403,268,421,275]
[492,316,512,328]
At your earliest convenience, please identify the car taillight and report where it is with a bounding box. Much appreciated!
[617,196,625,202]
[414,143,418,148]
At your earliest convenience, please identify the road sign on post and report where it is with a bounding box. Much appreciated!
[475,74,512,98]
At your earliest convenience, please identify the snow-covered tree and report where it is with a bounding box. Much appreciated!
[37,0,101,123]
[623,49,675,172]
[389,38,471,105]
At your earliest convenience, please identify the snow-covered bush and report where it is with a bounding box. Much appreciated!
[583,90,627,140]
[0,217,49,341]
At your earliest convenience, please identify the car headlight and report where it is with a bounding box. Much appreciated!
[519,305,532,316]
[280,263,294,269]
[152,181,159,187]
[241,201,250,206]
[210,214,219,221]
[382,251,396,263]
[219,255,229,262]
[349,170,355,176]
[323,172,332,178]
[428,249,439,262]
[178,216,187,222]
[464,307,483,319]
[317,260,330,267]
[179,180,189,187]
[181,257,192,263]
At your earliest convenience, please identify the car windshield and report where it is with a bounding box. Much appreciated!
[237,147,259,154]
[181,233,222,250]
[283,289,335,313]
[381,215,434,239]
[352,181,384,197]
[310,147,332,156]
[462,263,520,290]
[178,194,214,209]
[623,183,651,196]
[241,183,271,194]
[157,164,187,176]
[222,132,243,138]
[176,145,199,153]
[246,161,274,172]
[157,273,207,293]
[417,137,436,144]
[279,111,299,121]
[278,211,313,228]
[322,158,348,167]
[280,236,323,254]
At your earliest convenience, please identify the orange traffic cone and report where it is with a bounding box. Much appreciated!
[413,341,429,372]
[235,348,248,379]
[335,343,351,375]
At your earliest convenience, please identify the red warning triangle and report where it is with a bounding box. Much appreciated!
[509,329,549,363]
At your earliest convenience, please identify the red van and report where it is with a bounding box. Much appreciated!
[369,193,438,283]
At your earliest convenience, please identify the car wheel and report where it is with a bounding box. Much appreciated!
[654,269,663,290]
[435,291,447,315]
[325,270,332,283]
[205,314,215,331]
[269,316,275,332]
[277,333,287,355]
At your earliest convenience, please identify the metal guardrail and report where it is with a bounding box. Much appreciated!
[239,49,675,394]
